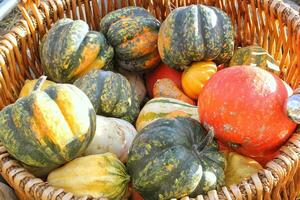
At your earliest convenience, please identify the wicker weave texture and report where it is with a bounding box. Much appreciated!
[0,0,299,199]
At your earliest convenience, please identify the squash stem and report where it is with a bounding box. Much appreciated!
[33,75,48,92]
[193,127,214,155]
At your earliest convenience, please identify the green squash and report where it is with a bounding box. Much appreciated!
[128,117,226,200]
[73,69,140,123]
[158,5,234,70]
[100,6,161,72]
[0,76,96,176]
[40,18,114,83]
[229,45,281,76]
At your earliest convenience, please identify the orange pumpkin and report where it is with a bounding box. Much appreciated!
[182,61,217,100]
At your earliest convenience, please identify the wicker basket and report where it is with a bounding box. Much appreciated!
[0,0,299,199]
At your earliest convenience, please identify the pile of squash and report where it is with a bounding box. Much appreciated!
[0,5,298,200]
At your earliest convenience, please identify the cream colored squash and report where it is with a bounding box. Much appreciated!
[84,115,137,163]
[119,68,146,104]
[47,153,130,199]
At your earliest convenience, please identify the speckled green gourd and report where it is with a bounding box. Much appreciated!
[127,117,226,200]
[40,18,114,83]
[73,69,140,123]
[229,45,281,76]
[158,5,234,70]
[0,79,96,176]
[100,7,161,71]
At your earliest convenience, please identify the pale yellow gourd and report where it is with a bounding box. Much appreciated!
[47,153,130,200]
[224,152,263,187]
[84,115,137,163]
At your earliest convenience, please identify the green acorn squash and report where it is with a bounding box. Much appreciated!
[40,18,114,83]
[229,45,281,76]
[73,69,140,123]
[100,6,161,72]
[47,153,130,199]
[158,5,234,70]
[128,117,226,200]
[0,76,96,176]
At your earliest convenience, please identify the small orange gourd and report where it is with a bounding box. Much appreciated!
[182,61,217,100]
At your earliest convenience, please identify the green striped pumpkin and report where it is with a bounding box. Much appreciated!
[0,77,96,176]
[73,69,140,123]
[136,97,199,131]
[128,117,226,199]
[40,18,114,83]
[100,7,161,72]
[158,5,234,70]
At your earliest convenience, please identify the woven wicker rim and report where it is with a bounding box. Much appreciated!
[0,0,300,199]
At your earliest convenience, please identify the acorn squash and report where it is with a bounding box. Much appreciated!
[158,4,234,70]
[73,69,140,123]
[128,117,226,199]
[40,18,114,83]
[0,76,96,175]
[47,153,130,199]
[84,115,137,163]
[100,7,161,71]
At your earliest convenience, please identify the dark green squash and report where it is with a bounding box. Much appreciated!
[0,76,96,176]
[40,18,114,83]
[229,45,281,76]
[127,117,226,200]
[158,5,234,70]
[73,69,140,123]
[100,7,161,72]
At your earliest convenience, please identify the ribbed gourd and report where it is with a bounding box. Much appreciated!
[0,76,96,176]
[100,7,161,71]
[40,18,114,83]
[158,4,234,70]
[74,69,140,123]
[128,117,226,200]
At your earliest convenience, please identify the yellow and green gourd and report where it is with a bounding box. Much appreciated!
[47,153,130,200]
[0,76,96,176]
[158,4,234,70]
[19,79,56,98]
[73,69,140,123]
[100,6,161,72]
[39,18,114,83]
[229,45,281,76]
[128,117,226,200]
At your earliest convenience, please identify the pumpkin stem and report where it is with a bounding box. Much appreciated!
[33,75,48,92]
[193,127,215,154]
